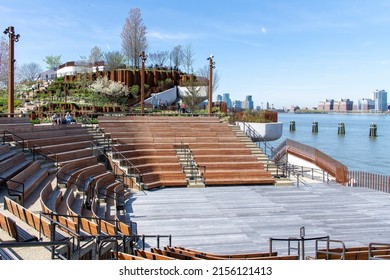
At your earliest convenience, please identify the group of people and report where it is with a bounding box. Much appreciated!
[51,112,75,125]
[177,99,187,114]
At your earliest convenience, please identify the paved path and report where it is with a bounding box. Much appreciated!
[127,181,390,257]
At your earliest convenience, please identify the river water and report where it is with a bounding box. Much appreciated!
[271,113,390,176]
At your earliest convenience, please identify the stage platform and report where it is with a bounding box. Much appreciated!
[127,180,390,256]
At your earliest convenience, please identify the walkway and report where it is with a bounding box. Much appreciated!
[127,180,390,257]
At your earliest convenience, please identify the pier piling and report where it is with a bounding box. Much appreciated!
[312,121,318,133]
[369,123,377,137]
[338,121,345,135]
[290,120,296,131]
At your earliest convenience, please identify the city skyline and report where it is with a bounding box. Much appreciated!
[2,1,390,108]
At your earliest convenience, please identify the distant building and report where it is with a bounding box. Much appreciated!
[356,98,375,111]
[233,100,242,111]
[333,99,353,112]
[243,95,254,110]
[56,61,105,77]
[318,99,334,111]
[222,93,232,109]
[373,89,388,112]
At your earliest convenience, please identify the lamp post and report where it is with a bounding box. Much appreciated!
[139,51,147,115]
[207,55,215,116]
[3,26,20,117]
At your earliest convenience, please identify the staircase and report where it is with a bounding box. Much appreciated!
[175,145,205,188]
[230,125,294,186]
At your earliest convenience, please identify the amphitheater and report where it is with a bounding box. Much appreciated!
[1,114,390,260]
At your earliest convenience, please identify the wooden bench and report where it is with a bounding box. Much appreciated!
[0,143,10,154]
[134,249,175,260]
[0,154,33,186]
[4,197,68,242]
[24,134,94,149]
[37,140,92,155]
[48,148,93,163]
[316,246,390,260]
[40,180,63,214]
[95,173,117,198]
[57,155,98,168]
[119,149,177,158]
[150,248,202,260]
[143,172,187,189]
[57,156,98,185]
[191,149,253,156]
[171,246,278,259]
[6,161,48,202]
[0,149,19,162]
[112,143,175,152]
[203,171,275,186]
[0,211,38,242]
[13,126,89,140]
[112,251,146,260]
[74,164,107,192]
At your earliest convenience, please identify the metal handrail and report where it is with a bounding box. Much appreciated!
[315,239,347,260]
[0,176,26,205]
[111,146,142,178]
[368,242,390,260]
[0,241,72,260]
[270,230,330,260]
[238,121,276,159]
[2,130,26,151]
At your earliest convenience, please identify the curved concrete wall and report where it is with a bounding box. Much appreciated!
[238,122,283,142]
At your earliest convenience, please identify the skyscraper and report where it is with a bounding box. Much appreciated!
[373,89,388,112]
[244,95,254,110]
[222,93,232,109]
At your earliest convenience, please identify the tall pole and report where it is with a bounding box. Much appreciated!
[207,55,214,116]
[4,26,20,117]
[140,51,147,115]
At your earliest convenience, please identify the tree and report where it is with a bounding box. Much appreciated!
[90,76,128,106]
[198,65,220,97]
[183,44,195,74]
[170,45,183,70]
[44,55,62,70]
[0,37,8,87]
[104,51,126,70]
[148,51,169,68]
[17,62,43,82]
[89,46,103,65]
[181,76,207,112]
[121,8,148,68]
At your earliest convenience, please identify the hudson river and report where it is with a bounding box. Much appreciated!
[273,113,390,176]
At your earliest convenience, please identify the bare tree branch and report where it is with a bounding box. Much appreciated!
[121,8,148,68]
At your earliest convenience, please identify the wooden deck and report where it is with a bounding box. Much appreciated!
[127,181,390,257]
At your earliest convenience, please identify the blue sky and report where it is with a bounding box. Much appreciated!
[1,0,390,108]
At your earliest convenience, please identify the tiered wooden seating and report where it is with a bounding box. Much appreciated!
[0,210,38,242]
[57,156,98,185]
[99,115,275,188]
[0,116,33,134]
[134,249,175,260]
[112,251,146,260]
[4,196,68,242]
[150,248,203,260]
[0,151,33,185]
[316,245,390,260]
[6,161,48,202]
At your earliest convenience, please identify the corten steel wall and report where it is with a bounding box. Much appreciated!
[64,69,186,89]
[274,139,349,184]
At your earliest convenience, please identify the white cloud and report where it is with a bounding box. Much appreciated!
[260,26,267,34]
[148,31,192,41]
